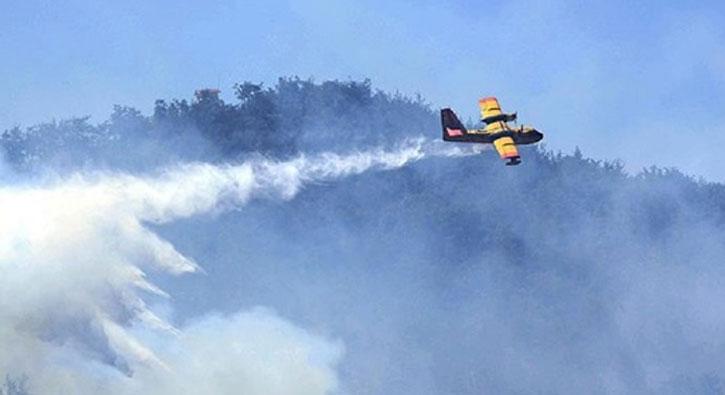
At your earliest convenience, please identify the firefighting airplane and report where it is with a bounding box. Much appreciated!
[441,97,543,165]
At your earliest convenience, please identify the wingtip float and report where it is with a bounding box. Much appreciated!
[441,97,543,166]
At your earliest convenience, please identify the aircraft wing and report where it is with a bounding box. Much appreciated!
[493,137,521,165]
[479,97,517,123]
[479,97,503,121]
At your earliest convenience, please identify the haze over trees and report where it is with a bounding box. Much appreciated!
[3,78,725,393]
[1,78,433,171]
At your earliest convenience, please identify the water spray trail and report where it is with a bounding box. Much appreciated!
[0,138,474,379]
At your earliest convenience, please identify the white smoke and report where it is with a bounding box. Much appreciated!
[0,138,474,393]
[114,308,344,395]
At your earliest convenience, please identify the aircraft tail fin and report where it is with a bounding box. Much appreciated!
[441,108,468,141]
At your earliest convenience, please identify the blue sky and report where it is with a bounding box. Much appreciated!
[2,0,725,180]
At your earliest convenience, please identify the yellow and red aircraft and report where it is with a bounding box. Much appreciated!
[442,97,543,165]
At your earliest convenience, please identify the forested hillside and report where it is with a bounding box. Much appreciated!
[3,79,725,393]
[1,78,433,171]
